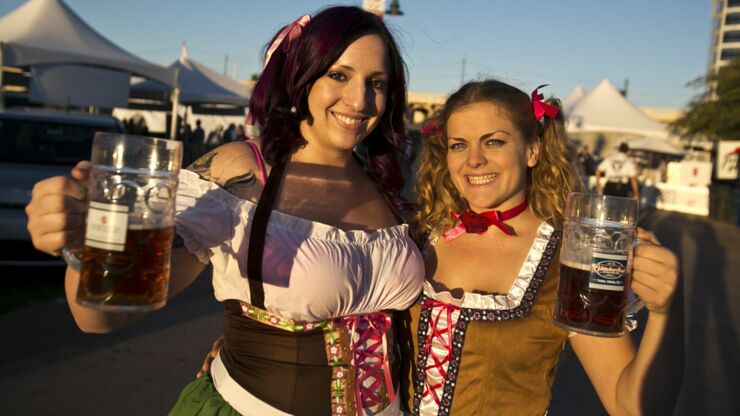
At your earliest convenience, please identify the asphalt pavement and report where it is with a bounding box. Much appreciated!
[0,209,738,415]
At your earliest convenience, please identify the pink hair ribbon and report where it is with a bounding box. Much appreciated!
[263,14,311,69]
[246,14,310,126]
[531,84,559,121]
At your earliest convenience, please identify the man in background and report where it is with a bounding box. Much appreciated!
[595,142,640,200]
[192,119,205,144]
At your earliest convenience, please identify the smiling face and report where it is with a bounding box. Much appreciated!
[446,102,540,213]
[299,34,389,158]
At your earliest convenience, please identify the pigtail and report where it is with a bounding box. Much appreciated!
[248,22,309,165]
[412,114,467,242]
[527,98,583,229]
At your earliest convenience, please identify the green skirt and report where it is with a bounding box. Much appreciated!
[168,374,240,416]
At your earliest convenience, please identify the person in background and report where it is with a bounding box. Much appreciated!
[595,142,640,199]
[24,6,424,415]
[402,80,682,415]
[192,119,205,144]
[223,123,237,142]
[236,123,247,141]
[205,124,223,148]
[577,145,595,176]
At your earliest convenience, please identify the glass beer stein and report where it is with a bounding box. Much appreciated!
[554,192,642,337]
[64,133,182,311]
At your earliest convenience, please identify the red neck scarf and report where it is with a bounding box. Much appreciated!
[443,199,528,242]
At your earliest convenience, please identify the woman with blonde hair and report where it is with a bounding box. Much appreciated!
[402,79,682,415]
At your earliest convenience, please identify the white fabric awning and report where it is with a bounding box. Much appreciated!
[0,0,174,87]
[566,79,670,139]
[627,136,686,156]
[131,45,249,107]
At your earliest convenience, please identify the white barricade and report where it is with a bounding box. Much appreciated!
[653,182,709,216]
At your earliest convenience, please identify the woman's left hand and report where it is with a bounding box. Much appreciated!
[196,336,224,379]
[631,228,680,315]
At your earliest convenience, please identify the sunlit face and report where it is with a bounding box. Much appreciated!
[300,34,389,155]
[446,102,539,213]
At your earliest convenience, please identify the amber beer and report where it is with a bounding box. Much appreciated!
[77,227,174,310]
[555,259,629,335]
[69,133,182,311]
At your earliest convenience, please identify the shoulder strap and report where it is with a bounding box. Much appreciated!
[244,140,267,187]
[246,152,287,309]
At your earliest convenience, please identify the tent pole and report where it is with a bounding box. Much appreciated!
[169,68,180,140]
[0,42,5,110]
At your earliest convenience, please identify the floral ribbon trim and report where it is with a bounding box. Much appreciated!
[238,301,328,332]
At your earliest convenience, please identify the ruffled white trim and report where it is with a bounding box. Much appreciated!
[423,222,555,310]
[175,169,411,247]
[174,224,211,264]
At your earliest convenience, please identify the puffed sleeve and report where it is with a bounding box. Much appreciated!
[174,170,240,264]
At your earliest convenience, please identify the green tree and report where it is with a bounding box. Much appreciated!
[671,57,740,141]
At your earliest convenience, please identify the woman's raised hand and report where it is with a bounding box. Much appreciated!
[25,161,91,256]
[631,228,680,315]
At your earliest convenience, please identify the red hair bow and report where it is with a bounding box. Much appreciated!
[420,118,443,137]
[531,84,559,121]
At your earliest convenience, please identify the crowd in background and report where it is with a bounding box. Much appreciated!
[120,115,248,166]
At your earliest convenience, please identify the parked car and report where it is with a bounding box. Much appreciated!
[0,108,123,266]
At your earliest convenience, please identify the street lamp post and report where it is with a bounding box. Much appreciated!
[362,0,404,18]
[385,0,404,16]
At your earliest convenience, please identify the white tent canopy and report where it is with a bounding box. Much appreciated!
[131,45,249,107]
[562,84,585,115]
[566,79,669,138]
[627,136,686,156]
[0,0,174,87]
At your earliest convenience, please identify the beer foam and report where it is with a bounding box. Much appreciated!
[560,258,591,272]
[568,217,635,229]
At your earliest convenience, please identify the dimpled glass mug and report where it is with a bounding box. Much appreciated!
[554,192,643,337]
[64,133,182,311]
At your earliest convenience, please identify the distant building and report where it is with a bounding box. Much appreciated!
[407,91,446,127]
[709,0,740,74]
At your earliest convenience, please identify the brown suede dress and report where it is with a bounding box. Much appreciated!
[399,223,569,416]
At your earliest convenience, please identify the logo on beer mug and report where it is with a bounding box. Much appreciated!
[588,252,628,291]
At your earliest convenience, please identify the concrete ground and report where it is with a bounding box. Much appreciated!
[1,209,738,415]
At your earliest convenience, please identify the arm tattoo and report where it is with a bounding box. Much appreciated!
[187,150,218,181]
[186,149,258,194]
[223,171,257,195]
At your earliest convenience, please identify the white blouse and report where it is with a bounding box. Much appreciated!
[174,169,425,322]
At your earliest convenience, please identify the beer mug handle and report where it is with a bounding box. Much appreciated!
[626,289,644,314]
[62,247,82,272]
[626,236,647,319]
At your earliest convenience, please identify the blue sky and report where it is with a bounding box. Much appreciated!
[1,0,711,108]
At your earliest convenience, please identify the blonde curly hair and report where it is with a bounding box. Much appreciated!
[413,80,582,240]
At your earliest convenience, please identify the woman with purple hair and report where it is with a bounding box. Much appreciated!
[25,6,423,415]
